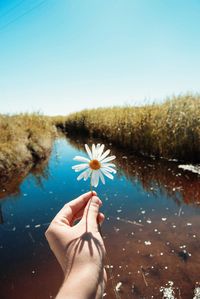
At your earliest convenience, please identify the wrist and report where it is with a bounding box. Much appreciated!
[56,265,104,299]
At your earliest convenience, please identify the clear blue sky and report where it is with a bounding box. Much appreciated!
[0,0,200,115]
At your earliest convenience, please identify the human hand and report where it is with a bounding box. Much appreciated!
[45,191,107,299]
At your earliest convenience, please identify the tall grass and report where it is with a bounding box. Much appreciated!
[1,94,199,177]
[54,94,200,162]
[0,113,56,175]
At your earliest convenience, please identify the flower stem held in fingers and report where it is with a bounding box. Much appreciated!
[72,144,119,298]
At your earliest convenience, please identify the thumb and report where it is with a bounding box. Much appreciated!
[82,196,102,231]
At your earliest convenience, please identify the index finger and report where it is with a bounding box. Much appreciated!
[53,191,97,225]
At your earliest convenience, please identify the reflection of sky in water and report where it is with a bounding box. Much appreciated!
[0,138,199,299]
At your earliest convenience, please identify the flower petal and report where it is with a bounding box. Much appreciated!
[101,166,117,174]
[101,155,116,164]
[99,170,105,184]
[96,143,101,149]
[85,144,93,160]
[97,144,105,159]
[101,168,114,180]
[96,144,101,158]
[99,149,111,161]
[83,169,92,181]
[91,170,100,187]
[72,163,89,172]
[73,156,90,162]
[101,162,116,168]
[77,169,90,181]
[92,144,97,159]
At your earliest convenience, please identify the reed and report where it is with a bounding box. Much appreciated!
[54,94,200,162]
[0,113,56,175]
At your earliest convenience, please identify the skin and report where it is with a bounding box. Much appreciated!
[45,191,107,299]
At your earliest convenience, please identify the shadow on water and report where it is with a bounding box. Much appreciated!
[64,134,200,298]
[0,135,199,299]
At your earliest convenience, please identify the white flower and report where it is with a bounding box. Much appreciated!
[72,144,116,187]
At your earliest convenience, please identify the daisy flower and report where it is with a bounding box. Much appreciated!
[72,144,116,187]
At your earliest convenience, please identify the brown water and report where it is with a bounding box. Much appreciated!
[0,137,199,299]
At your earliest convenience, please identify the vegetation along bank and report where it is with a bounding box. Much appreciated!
[0,114,56,180]
[0,94,199,183]
[54,94,200,163]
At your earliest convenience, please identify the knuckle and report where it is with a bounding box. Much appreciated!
[90,201,99,209]
[45,227,51,239]
[45,223,56,239]
[64,203,70,210]
[91,195,100,204]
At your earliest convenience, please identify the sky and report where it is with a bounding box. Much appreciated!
[0,0,200,115]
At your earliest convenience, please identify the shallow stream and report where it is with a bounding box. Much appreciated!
[0,137,199,299]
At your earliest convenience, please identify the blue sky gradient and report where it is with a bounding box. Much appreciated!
[0,0,200,115]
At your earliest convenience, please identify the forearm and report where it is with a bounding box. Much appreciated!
[56,266,104,299]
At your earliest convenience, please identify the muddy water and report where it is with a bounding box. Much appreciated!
[0,137,199,299]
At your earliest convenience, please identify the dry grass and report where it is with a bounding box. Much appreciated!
[0,113,56,175]
[1,94,199,177]
[54,94,200,162]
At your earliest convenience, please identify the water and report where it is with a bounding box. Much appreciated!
[0,137,199,299]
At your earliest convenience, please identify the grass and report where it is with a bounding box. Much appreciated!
[0,94,199,179]
[54,94,200,162]
[0,113,56,176]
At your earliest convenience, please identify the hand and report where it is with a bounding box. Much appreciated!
[45,191,107,299]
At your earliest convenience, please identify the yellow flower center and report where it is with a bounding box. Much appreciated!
[89,159,101,170]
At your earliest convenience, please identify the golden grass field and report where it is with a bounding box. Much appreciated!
[54,94,200,162]
[0,113,56,175]
[0,94,199,178]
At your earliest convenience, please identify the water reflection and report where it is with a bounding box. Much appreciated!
[67,135,200,207]
[0,137,199,299]
[0,154,51,201]
[1,135,199,207]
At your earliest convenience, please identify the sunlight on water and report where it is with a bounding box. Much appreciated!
[0,137,199,299]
